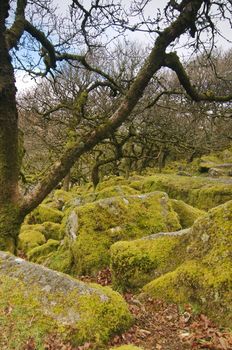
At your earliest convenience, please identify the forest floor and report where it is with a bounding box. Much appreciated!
[61,269,231,350]
[19,269,232,350]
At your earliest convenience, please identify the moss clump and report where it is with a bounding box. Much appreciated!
[27,239,60,262]
[42,221,63,240]
[26,204,64,224]
[170,199,205,228]
[28,238,73,274]
[96,176,129,191]
[53,189,76,209]
[62,185,140,210]
[89,185,139,201]
[142,200,232,326]
[20,222,63,241]
[0,252,132,348]
[141,174,232,210]
[110,233,188,291]
[20,223,45,233]
[18,230,46,253]
[65,192,181,276]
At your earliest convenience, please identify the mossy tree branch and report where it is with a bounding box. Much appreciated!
[5,0,27,50]
[19,0,205,215]
[164,52,232,102]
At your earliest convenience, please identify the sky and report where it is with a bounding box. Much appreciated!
[15,0,232,92]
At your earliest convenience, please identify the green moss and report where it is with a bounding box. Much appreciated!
[110,234,187,291]
[0,275,56,350]
[27,239,60,262]
[96,185,139,199]
[28,238,74,274]
[142,261,205,304]
[141,200,232,326]
[170,199,205,228]
[53,189,76,208]
[141,174,232,210]
[97,176,128,191]
[45,242,73,273]
[66,192,181,276]
[0,253,133,348]
[21,222,63,241]
[41,221,63,240]
[26,204,64,224]
[18,230,46,253]
[20,223,45,233]
[0,204,21,252]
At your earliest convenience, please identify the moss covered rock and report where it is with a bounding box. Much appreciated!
[170,199,205,228]
[110,229,190,291]
[63,192,181,276]
[26,204,64,224]
[0,251,132,349]
[28,238,73,274]
[27,239,60,262]
[20,222,63,241]
[62,185,140,210]
[42,221,63,240]
[142,200,232,326]
[141,174,232,210]
[18,230,46,253]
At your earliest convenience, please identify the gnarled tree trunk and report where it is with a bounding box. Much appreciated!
[0,1,22,251]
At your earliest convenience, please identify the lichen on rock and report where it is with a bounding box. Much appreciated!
[141,200,232,326]
[63,191,181,276]
[0,251,132,349]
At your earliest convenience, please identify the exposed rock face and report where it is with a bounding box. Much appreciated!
[0,251,132,349]
[141,200,232,326]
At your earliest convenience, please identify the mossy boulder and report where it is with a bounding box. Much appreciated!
[141,174,232,210]
[0,251,132,349]
[142,200,232,326]
[62,185,140,210]
[170,199,205,228]
[63,192,181,276]
[110,229,190,291]
[42,221,63,240]
[20,222,63,241]
[28,239,73,274]
[26,204,64,224]
[27,239,60,262]
[53,189,77,209]
[83,185,139,204]
[20,223,45,233]
[18,230,46,253]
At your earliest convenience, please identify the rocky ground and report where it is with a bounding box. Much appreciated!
[1,153,232,349]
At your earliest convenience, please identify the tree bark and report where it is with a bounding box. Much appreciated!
[63,171,71,191]
[0,1,22,251]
